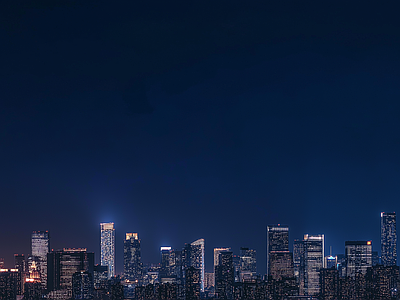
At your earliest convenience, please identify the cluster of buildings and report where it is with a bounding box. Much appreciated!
[0,212,398,300]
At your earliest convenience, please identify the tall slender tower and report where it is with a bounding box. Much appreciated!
[381,212,397,266]
[31,231,50,289]
[303,234,324,296]
[124,233,142,283]
[100,223,115,278]
[190,239,205,293]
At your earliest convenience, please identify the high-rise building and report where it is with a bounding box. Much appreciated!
[293,239,304,294]
[303,234,324,296]
[72,271,93,300]
[319,267,339,300]
[214,248,231,270]
[215,251,234,299]
[31,231,49,289]
[268,252,294,281]
[185,267,201,300]
[123,233,142,283]
[266,225,289,276]
[190,239,205,293]
[381,212,397,266]
[24,278,42,300]
[160,247,172,279]
[345,241,372,278]
[14,254,25,296]
[47,248,94,292]
[239,248,256,281]
[93,265,108,290]
[366,264,399,299]
[100,223,115,278]
[0,269,18,300]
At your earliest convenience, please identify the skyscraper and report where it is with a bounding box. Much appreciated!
[215,251,234,299]
[100,223,115,279]
[239,248,256,281]
[47,248,94,292]
[31,231,49,289]
[266,225,289,276]
[345,241,372,278]
[190,239,205,293]
[303,234,324,296]
[123,233,142,283]
[381,212,397,266]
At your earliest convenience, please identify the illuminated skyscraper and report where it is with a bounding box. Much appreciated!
[190,239,205,293]
[381,212,397,266]
[266,225,289,276]
[215,251,234,299]
[345,241,372,278]
[100,223,115,278]
[303,234,324,296]
[123,233,142,283]
[159,247,172,279]
[31,231,49,289]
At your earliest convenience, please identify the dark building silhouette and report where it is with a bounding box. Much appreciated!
[24,279,42,300]
[124,233,143,284]
[215,251,234,299]
[381,212,397,267]
[184,267,200,300]
[72,271,94,299]
[13,254,25,296]
[0,269,18,300]
[319,268,339,300]
[366,264,399,300]
[47,248,94,292]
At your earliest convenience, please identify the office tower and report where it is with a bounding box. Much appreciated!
[47,248,94,292]
[190,239,205,293]
[93,265,108,290]
[366,264,400,299]
[169,250,183,280]
[0,259,4,269]
[239,248,256,281]
[303,234,324,296]
[14,254,25,296]
[293,239,304,279]
[324,255,337,269]
[319,268,339,300]
[266,225,289,276]
[215,251,234,299]
[72,271,93,300]
[345,241,372,278]
[185,267,200,300]
[31,231,49,289]
[100,222,115,279]
[24,279,42,300]
[124,233,142,283]
[160,247,172,279]
[214,248,231,270]
[0,269,18,300]
[381,212,397,266]
[268,252,294,281]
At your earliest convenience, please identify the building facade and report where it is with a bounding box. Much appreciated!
[100,223,115,278]
[345,241,372,278]
[31,231,50,289]
[381,212,397,267]
[124,233,142,283]
[266,225,289,277]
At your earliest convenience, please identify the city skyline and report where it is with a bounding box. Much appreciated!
[0,211,396,277]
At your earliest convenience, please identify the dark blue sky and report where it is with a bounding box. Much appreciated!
[1,0,400,274]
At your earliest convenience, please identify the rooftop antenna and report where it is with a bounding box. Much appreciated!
[330,246,332,256]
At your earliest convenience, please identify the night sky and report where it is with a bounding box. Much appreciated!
[1,0,400,274]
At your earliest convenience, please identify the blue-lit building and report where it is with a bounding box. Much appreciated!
[381,212,397,266]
